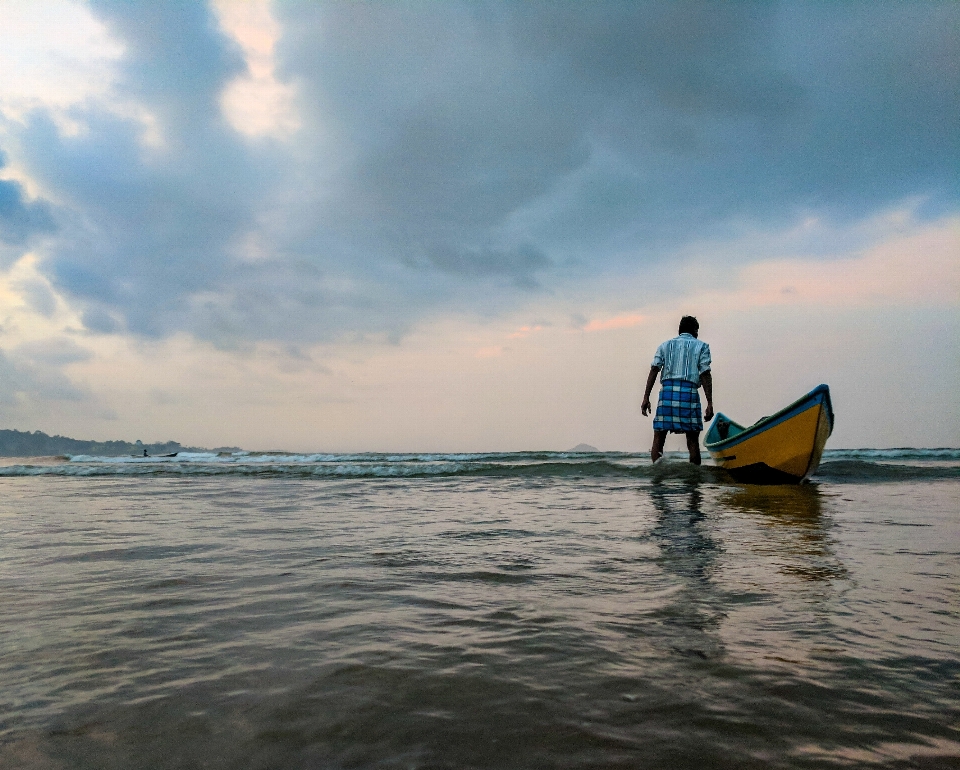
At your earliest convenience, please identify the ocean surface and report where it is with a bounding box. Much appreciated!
[1,449,957,768]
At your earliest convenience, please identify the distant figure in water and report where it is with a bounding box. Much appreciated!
[641,316,714,465]
[143,449,148,457]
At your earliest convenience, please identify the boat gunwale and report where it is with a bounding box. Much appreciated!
[705,384,833,452]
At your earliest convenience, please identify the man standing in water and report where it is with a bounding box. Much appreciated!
[641,316,714,464]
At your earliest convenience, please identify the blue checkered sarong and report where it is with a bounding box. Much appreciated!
[653,378,703,433]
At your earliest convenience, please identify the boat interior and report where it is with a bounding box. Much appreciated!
[710,415,746,442]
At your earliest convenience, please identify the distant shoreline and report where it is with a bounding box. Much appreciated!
[0,428,239,457]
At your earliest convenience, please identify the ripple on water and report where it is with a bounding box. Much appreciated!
[0,474,957,768]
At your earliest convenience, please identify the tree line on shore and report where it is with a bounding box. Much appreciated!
[0,429,237,457]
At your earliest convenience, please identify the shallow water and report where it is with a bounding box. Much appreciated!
[1,453,958,768]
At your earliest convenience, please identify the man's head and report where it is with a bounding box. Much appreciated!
[678,316,699,337]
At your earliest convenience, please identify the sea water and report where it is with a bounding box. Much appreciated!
[0,450,957,768]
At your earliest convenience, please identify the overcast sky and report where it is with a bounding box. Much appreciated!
[0,0,957,451]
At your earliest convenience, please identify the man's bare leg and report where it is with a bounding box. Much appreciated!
[685,431,702,465]
[651,430,667,463]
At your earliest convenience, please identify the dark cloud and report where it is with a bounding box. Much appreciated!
[0,152,56,267]
[287,1,958,244]
[413,244,551,289]
[23,108,247,337]
[12,277,57,317]
[7,1,958,344]
[80,307,122,335]
[0,178,53,245]
[89,0,247,134]
[13,0,261,338]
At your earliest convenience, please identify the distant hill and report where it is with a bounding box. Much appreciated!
[0,428,236,457]
[568,443,599,452]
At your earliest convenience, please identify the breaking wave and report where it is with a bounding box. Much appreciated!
[0,448,956,482]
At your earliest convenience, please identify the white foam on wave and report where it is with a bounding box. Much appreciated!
[0,447,949,480]
[65,450,645,466]
[822,448,960,461]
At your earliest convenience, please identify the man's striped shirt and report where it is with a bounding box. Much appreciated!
[651,333,711,385]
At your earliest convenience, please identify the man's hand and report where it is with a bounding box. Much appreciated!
[700,371,714,423]
[641,365,660,417]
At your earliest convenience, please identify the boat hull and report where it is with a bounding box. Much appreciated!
[705,385,833,484]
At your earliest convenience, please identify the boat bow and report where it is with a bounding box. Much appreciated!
[705,385,834,484]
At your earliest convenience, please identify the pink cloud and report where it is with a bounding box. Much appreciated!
[583,313,646,332]
[507,324,544,339]
[725,216,960,310]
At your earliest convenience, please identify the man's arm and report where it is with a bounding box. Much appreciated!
[700,370,714,422]
[641,366,660,416]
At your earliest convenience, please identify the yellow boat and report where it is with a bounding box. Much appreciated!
[704,385,834,484]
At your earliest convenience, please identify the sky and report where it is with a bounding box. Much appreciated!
[0,0,957,452]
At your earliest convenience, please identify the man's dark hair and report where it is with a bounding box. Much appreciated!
[678,316,699,336]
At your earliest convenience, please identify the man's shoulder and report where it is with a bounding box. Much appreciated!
[659,334,709,351]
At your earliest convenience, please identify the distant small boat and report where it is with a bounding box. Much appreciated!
[704,385,834,484]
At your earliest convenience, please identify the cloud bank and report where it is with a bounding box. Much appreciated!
[0,0,954,349]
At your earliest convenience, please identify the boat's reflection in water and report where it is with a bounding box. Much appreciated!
[721,482,824,519]
[718,483,847,582]
[642,475,847,669]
